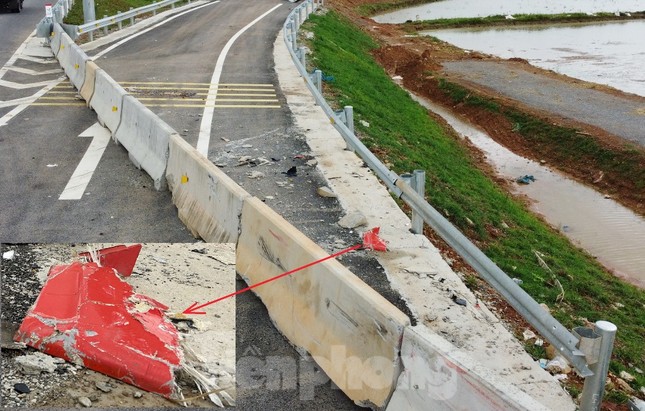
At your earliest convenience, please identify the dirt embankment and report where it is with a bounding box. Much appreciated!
[327,0,645,216]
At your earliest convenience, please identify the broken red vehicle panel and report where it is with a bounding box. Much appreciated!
[14,254,182,397]
[78,244,142,276]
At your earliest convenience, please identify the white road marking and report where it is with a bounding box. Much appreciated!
[0,78,64,89]
[5,66,63,76]
[196,4,283,156]
[0,82,62,125]
[92,1,221,60]
[59,123,111,200]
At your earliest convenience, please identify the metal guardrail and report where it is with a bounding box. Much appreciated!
[75,0,189,38]
[284,1,617,409]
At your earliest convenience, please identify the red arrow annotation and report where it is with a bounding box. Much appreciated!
[182,244,362,315]
[181,227,387,315]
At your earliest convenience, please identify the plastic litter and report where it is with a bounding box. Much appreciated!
[516,175,536,185]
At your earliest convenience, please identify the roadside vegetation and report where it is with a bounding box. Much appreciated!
[303,10,645,401]
[63,0,180,26]
[401,12,645,30]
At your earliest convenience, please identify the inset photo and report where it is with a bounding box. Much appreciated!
[1,243,235,408]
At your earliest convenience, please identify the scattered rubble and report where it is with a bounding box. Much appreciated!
[14,352,61,374]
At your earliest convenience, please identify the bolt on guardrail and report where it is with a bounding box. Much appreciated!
[284,1,617,410]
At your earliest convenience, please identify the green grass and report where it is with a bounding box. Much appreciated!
[356,0,440,17]
[64,0,177,25]
[305,10,645,393]
[401,12,645,30]
[438,80,645,203]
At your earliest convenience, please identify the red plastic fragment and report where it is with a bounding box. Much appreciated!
[362,227,388,252]
[79,244,142,276]
[14,261,181,397]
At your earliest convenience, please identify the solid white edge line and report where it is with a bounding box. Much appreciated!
[196,3,283,156]
[92,1,221,60]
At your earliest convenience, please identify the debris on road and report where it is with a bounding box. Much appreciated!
[2,250,15,260]
[317,186,337,198]
[13,383,30,394]
[11,244,235,407]
[15,352,62,374]
[516,175,536,184]
[283,166,297,176]
[338,211,367,228]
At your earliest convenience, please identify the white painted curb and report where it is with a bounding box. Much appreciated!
[388,326,550,411]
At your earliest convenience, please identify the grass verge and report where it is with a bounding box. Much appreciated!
[401,12,645,30]
[63,0,181,26]
[305,10,645,399]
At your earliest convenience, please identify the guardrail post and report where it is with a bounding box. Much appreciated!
[579,321,617,411]
[153,1,157,16]
[103,15,108,35]
[117,12,122,29]
[399,171,426,233]
[294,11,300,32]
[314,69,322,93]
[344,106,354,135]
[298,46,306,67]
[411,170,425,233]
[129,7,134,25]
[291,18,297,50]
[83,0,95,24]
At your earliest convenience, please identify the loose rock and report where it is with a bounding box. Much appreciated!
[95,381,112,393]
[317,186,337,198]
[620,370,635,382]
[133,391,143,398]
[15,352,59,374]
[338,211,367,229]
[14,383,30,394]
[78,397,92,407]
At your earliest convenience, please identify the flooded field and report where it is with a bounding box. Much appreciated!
[375,0,645,22]
[422,21,645,97]
[409,93,645,288]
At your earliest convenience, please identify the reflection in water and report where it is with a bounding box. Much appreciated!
[422,21,645,97]
[408,93,645,288]
[375,0,645,23]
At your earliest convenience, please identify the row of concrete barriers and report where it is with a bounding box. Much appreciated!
[47,17,548,410]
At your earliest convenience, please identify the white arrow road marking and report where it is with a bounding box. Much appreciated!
[59,123,111,200]
[196,3,283,156]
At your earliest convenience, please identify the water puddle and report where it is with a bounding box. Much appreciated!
[375,0,645,23]
[421,21,645,97]
[408,92,645,288]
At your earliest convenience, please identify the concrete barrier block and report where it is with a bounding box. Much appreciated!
[89,70,127,132]
[114,95,173,191]
[60,40,88,90]
[386,326,550,411]
[236,196,410,408]
[50,24,64,57]
[80,61,99,103]
[165,134,249,242]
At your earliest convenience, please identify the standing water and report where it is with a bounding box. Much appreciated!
[374,0,645,23]
[421,21,645,98]
[408,93,645,288]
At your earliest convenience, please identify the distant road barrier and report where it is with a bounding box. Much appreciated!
[37,0,191,40]
[284,1,616,410]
